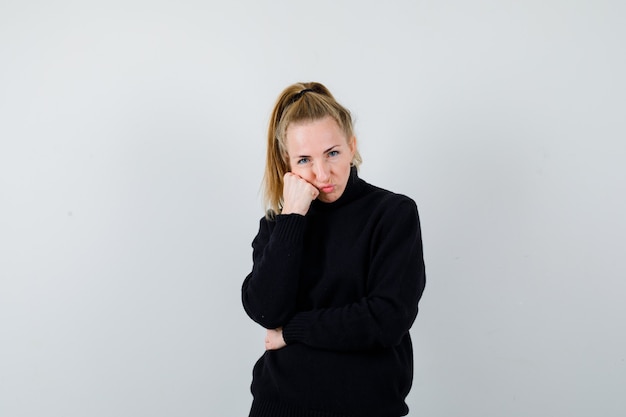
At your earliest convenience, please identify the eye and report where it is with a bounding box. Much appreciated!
[297,157,309,165]
[328,150,339,157]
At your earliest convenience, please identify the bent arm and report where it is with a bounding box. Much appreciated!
[241,214,307,329]
[282,199,426,351]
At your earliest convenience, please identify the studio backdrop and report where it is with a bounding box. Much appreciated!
[1,1,624,416]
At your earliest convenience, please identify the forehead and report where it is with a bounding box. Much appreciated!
[285,116,347,154]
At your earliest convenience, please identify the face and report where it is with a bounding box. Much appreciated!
[285,116,356,203]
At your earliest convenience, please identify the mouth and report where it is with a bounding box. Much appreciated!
[319,185,335,193]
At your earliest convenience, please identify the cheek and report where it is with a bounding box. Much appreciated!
[332,158,352,173]
[290,165,309,178]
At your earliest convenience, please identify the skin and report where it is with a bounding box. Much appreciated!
[265,115,357,350]
[265,328,286,350]
[281,116,357,215]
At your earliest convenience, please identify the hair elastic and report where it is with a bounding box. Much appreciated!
[289,88,315,104]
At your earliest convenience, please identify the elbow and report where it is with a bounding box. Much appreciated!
[373,302,420,348]
[251,310,291,330]
[378,318,415,348]
[249,312,291,330]
[242,292,293,329]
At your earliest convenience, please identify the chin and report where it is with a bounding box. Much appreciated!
[320,194,338,203]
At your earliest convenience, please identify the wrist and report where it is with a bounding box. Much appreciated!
[281,205,308,216]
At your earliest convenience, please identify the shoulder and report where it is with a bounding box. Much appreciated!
[362,181,418,214]
[358,183,422,249]
[351,181,421,236]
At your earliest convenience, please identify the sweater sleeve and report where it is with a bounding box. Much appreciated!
[241,213,307,329]
[282,198,426,351]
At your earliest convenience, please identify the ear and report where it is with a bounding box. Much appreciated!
[349,136,357,157]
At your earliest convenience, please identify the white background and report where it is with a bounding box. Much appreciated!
[1,1,625,416]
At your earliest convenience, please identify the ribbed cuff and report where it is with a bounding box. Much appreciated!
[283,311,315,345]
[273,214,307,245]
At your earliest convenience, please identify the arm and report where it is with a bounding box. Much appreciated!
[242,173,318,329]
[282,198,426,351]
[241,214,307,329]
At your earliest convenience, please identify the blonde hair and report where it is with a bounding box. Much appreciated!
[263,82,362,216]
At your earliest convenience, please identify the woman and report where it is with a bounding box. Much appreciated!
[242,82,426,417]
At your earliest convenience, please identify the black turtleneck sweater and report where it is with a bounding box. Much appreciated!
[242,168,426,417]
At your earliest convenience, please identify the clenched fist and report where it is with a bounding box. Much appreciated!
[281,172,319,215]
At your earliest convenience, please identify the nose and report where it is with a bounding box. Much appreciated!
[313,161,330,182]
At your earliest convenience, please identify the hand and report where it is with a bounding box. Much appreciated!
[281,173,319,215]
[265,327,286,351]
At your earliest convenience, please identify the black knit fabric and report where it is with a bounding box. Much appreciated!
[242,168,426,417]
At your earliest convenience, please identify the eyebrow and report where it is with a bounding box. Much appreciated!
[294,145,340,159]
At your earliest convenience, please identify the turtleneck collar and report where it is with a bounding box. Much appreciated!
[310,166,365,213]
